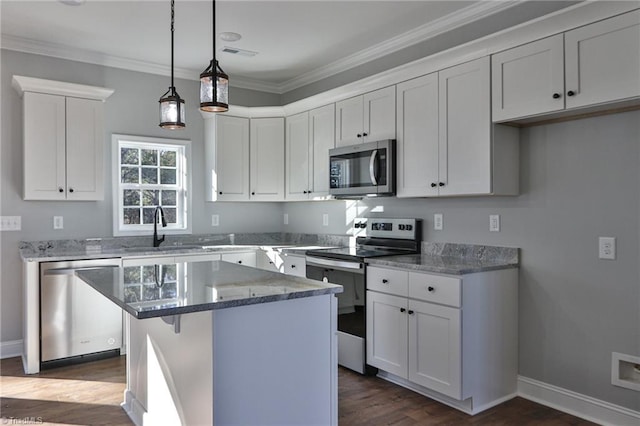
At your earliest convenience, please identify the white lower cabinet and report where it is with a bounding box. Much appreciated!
[283,254,306,277]
[366,265,518,414]
[221,251,257,268]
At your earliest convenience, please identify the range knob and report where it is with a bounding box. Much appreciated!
[406,224,413,231]
[398,224,406,230]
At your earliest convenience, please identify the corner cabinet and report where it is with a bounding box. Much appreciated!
[286,104,335,200]
[396,58,519,198]
[366,265,518,415]
[335,86,395,147]
[492,9,640,122]
[12,76,113,201]
[204,115,284,202]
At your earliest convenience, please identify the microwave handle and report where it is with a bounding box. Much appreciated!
[369,149,378,185]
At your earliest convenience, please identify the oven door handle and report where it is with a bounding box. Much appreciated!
[369,149,378,185]
[305,256,364,273]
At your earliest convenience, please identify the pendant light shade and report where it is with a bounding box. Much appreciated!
[159,0,186,129]
[200,0,229,112]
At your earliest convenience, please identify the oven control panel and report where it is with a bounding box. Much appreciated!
[353,217,419,240]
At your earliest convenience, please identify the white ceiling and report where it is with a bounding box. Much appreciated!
[1,0,552,93]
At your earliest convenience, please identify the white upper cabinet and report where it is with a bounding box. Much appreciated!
[14,76,112,201]
[396,73,440,198]
[397,58,518,198]
[310,104,336,198]
[335,86,395,147]
[565,10,640,109]
[250,117,285,201]
[286,104,335,200]
[491,34,565,122]
[207,115,250,201]
[492,10,640,122]
[285,112,311,201]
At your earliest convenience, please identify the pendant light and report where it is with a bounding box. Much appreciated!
[199,0,229,112]
[159,0,186,129]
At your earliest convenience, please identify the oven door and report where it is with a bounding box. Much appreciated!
[306,256,368,374]
[329,140,394,197]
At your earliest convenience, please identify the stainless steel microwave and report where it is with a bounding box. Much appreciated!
[329,139,395,197]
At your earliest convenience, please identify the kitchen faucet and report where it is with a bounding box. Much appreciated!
[153,206,167,247]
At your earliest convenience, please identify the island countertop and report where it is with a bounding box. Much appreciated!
[76,259,342,319]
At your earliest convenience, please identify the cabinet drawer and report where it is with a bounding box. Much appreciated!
[408,272,461,307]
[283,255,306,277]
[221,251,257,267]
[367,266,408,297]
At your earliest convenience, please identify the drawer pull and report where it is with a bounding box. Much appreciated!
[427,286,435,292]
[382,279,388,284]
[408,310,414,315]
[400,308,406,313]
[291,264,296,268]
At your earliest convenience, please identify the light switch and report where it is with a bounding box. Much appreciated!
[0,216,21,231]
[322,213,329,227]
[490,215,500,232]
[284,213,289,225]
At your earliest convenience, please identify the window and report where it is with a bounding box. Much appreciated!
[112,134,191,236]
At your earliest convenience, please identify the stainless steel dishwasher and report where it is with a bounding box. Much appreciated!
[40,258,123,367]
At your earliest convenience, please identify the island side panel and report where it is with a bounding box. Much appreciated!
[22,260,40,374]
[213,294,338,426]
[124,311,214,426]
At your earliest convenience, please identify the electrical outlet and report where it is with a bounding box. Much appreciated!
[322,213,329,227]
[599,237,616,260]
[211,214,219,227]
[0,216,21,231]
[434,213,443,231]
[490,214,500,232]
[53,216,63,230]
[284,213,289,225]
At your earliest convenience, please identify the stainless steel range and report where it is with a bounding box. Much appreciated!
[305,217,421,374]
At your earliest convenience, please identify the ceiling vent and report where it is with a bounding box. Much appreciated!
[221,46,258,57]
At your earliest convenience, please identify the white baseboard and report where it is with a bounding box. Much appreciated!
[1,340,23,359]
[518,375,640,426]
[122,389,145,426]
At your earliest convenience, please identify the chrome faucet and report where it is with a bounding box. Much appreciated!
[153,206,167,247]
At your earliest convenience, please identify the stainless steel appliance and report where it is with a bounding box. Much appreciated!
[305,217,420,374]
[329,139,395,197]
[40,258,123,367]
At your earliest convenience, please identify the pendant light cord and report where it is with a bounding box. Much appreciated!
[171,0,175,92]
[212,0,216,66]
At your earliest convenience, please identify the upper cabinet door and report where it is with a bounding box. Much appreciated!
[439,57,491,196]
[335,95,363,147]
[250,117,285,201]
[565,10,640,109]
[396,73,439,198]
[309,104,335,198]
[285,112,311,201]
[491,34,565,122]
[363,86,396,143]
[23,92,66,200]
[216,115,250,201]
[66,97,104,201]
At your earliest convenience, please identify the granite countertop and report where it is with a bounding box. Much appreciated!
[366,242,519,275]
[19,233,350,262]
[76,259,343,319]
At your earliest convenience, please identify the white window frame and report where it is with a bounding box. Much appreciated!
[112,134,192,236]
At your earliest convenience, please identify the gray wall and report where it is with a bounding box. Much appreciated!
[284,111,640,411]
[0,49,284,343]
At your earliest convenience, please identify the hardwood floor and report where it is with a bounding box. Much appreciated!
[1,356,597,425]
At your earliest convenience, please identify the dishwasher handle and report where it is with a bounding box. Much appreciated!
[43,265,119,276]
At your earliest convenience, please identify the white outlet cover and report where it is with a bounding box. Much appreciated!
[53,216,63,229]
[211,214,219,227]
[284,213,289,225]
[599,237,616,260]
[322,213,329,227]
[490,214,500,232]
[434,213,443,231]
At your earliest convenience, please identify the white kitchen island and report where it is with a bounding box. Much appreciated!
[77,260,342,426]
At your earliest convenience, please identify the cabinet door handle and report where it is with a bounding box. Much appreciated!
[303,190,307,194]
[400,308,406,313]
[69,188,74,193]
[382,279,388,284]
[408,310,414,315]
[362,132,368,137]
[251,192,255,195]
[357,133,362,138]
[552,93,561,99]
[291,264,296,268]
[430,183,437,188]
[58,187,64,193]
[567,90,575,97]
[427,286,435,292]
[238,260,242,264]
[219,191,223,195]
[438,182,445,187]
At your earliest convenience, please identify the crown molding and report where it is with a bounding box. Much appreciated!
[278,0,522,93]
[1,1,522,96]
[12,75,114,100]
